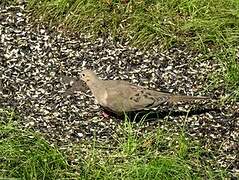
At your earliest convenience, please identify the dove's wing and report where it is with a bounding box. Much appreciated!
[103,81,170,112]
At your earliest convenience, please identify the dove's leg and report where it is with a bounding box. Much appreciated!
[98,106,112,118]
[102,111,110,118]
[99,107,124,118]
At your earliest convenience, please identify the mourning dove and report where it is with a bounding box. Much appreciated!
[80,69,209,113]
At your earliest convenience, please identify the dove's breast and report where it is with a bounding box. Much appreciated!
[92,88,108,107]
[97,90,108,107]
[87,80,108,107]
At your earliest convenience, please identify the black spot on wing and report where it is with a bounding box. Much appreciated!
[129,95,140,103]
[143,93,157,108]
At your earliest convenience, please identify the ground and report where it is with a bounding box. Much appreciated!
[0,3,238,178]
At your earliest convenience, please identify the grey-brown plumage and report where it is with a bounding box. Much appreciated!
[80,69,209,113]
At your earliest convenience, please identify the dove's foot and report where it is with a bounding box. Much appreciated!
[101,111,110,118]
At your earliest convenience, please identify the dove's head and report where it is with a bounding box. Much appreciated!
[80,70,98,85]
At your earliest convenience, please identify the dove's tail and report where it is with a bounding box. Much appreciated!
[168,95,210,103]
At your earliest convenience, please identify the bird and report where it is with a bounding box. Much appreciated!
[80,69,210,114]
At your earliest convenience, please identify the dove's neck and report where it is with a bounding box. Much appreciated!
[87,78,103,95]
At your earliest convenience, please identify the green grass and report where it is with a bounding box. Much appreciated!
[0,109,76,179]
[27,0,239,50]
[0,109,231,179]
[206,47,239,102]
[78,117,229,179]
